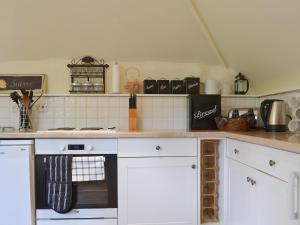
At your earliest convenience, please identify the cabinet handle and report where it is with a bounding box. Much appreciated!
[155,145,161,151]
[191,164,197,169]
[234,149,239,154]
[250,179,256,186]
[269,160,276,167]
[288,172,300,220]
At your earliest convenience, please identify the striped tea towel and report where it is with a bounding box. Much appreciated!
[72,156,106,182]
[46,155,73,214]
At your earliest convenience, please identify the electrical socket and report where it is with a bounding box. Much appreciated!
[37,103,48,112]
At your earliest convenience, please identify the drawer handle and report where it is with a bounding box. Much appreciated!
[155,145,161,151]
[288,172,300,220]
[269,160,276,167]
[234,149,239,154]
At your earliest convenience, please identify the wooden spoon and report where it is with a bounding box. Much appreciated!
[22,96,30,112]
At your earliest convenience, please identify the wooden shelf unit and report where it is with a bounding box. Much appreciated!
[201,140,220,224]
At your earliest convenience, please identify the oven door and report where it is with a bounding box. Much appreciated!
[35,154,117,219]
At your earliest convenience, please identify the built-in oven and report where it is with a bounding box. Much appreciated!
[35,139,118,225]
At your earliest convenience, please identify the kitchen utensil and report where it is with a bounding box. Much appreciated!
[260,99,289,132]
[234,73,249,95]
[29,91,33,103]
[10,91,21,107]
[22,96,30,111]
[205,80,220,95]
[129,93,137,131]
[30,92,43,108]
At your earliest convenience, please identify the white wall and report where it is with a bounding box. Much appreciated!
[0,59,238,94]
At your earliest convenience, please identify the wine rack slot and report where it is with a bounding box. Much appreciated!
[201,140,220,223]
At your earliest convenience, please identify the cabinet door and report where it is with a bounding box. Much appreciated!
[227,159,258,225]
[118,157,198,225]
[255,169,298,225]
[0,146,34,225]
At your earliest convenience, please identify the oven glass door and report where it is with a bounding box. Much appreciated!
[35,154,117,210]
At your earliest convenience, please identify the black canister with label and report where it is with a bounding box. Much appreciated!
[143,79,157,94]
[189,95,221,130]
[184,77,200,95]
[171,80,185,94]
[157,79,170,94]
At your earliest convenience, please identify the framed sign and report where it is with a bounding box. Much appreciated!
[0,74,46,93]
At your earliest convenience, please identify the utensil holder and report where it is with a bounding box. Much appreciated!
[129,109,138,131]
[19,105,32,131]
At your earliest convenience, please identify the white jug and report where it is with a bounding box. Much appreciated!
[205,80,220,95]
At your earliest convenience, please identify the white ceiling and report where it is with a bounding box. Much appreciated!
[195,0,300,94]
[0,0,220,64]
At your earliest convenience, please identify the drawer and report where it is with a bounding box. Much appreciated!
[227,138,300,182]
[118,138,198,157]
[37,219,117,225]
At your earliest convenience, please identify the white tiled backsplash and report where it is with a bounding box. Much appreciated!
[0,95,259,131]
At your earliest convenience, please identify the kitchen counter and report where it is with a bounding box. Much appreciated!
[0,130,300,154]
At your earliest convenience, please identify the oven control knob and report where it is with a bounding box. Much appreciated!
[59,145,66,151]
[86,145,94,151]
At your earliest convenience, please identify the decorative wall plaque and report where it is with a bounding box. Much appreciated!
[0,74,46,93]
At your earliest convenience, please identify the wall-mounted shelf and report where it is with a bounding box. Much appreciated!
[67,56,109,94]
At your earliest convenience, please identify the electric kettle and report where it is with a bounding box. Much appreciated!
[260,99,288,132]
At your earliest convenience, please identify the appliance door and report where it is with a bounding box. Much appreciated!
[35,154,117,219]
[0,145,34,225]
[36,218,117,225]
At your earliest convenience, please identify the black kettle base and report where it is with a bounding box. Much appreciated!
[265,125,287,132]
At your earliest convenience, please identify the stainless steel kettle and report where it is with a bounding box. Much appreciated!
[260,99,288,132]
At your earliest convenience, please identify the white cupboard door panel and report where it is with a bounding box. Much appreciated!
[37,219,117,225]
[256,170,298,225]
[228,159,258,225]
[118,157,198,225]
[0,146,34,225]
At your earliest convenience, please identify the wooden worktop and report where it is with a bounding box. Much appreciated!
[0,130,299,154]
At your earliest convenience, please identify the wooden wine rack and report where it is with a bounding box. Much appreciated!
[201,140,220,223]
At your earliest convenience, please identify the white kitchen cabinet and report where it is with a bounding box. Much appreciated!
[0,142,34,225]
[227,159,258,225]
[255,167,297,225]
[118,156,198,225]
[227,159,298,225]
